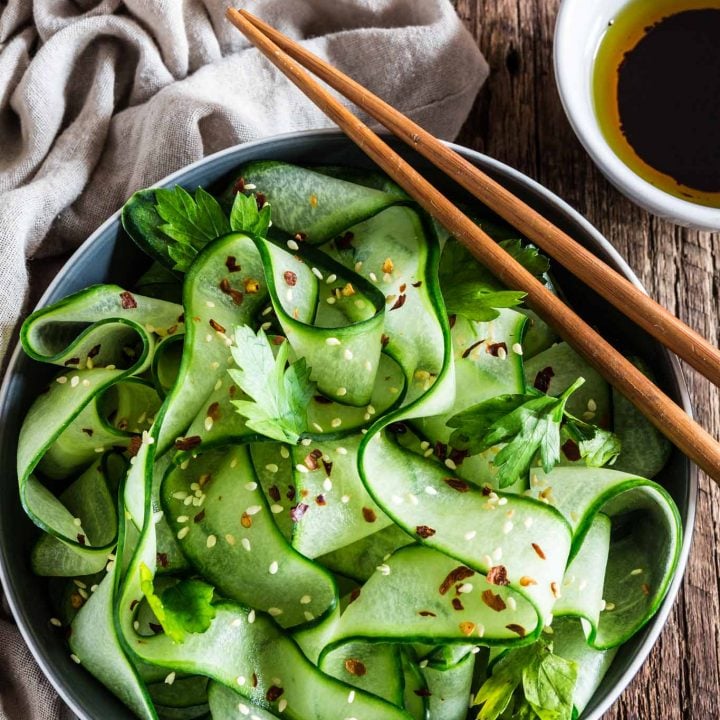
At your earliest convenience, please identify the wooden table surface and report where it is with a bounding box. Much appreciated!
[452,0,720,717]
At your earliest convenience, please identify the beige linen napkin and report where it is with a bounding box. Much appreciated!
[0,0,487,717]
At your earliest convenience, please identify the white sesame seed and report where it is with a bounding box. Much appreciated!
[497,346,507,359]
[236,675,246,685]
[523,517,534,528]
[605,602,616,611]
[588,398,598,412]
[177,515,189,523]
[73,518,82,527]
[287,239,299,251]
[82,379,91,387]
[214,379,222,391]
[300,595,312,605]
[271,504,283,514]
[363,413,371,421]
[512,342,524,355]
[335,386,348,397]
[326,296,337,305]
[177,527,190,540]
[245,481,258,491]
[278,699,288,712]
[493,547,503,560]
[458,583,474,594]
[225,534,236,545]
[425,486,438,496]
[301,438,312,446]
[348,690,356,704]
[326,337,341,346]
[341,495,350,503]
[246,505,262,515]
[304,610,315,622]
[238,702,250,715]
[503,521,514,534]
[354,262,363,272]
[70,376,79,387]
[497,497,508,506]
[241,538,251,551]
[323,478,333,492]
[631,568,643,576]
[50,617,62,627]
[331,418,342,428]
[269,561,279,574]
[419,659,428,668]
[476,623,485,637]
[164,672,176,685]
[326,273,337,284]
[265,463,279,473]
[464,530,477,540]
[391,495,404,505]
[262,305,273,316]
[312,267,324,280]
[312,422,324,432]
[205,334,213,342]
[206,535,217,548]
[364,360,372,371]
[445,458,457,470]
[295,464,309,474]
[56,376,67,384]
[268,607,283,616]
[204,416,214,431]
[377,564,391,575]
[183,496,193,506]
[248,610,256,624]
[343,349,353,360]
[280,446,290,458]
[70,654,81,664]
[423,448,434,457]
[507,596,517,611]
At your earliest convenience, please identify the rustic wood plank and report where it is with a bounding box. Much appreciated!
[453,0,720,717]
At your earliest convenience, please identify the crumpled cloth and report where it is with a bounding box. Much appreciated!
[0,0,486,718]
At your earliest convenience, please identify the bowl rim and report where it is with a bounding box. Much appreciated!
[553,0,720,230]
[0,127,697,720]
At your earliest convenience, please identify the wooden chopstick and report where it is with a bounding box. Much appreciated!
[226,8,720,483]
[235,9,720,392]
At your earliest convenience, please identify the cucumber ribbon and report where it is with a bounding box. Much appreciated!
[17,162,681,720]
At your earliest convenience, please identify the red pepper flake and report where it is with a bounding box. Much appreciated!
[127,435,142,457]
[381,334,390,348]
[167,324,178,335]
[387,422,407,434]
[416,525,436,539]
[272,336,285,345]
[434,442,447,460]
[266,686,284,702]
[531,543,546,560]
[229,385,237,398]
[207,402,221,421]
[290,503,309,522]
[519,576,537,586]
[349,587,362,604]
[534,366,555,392]
[241,512,252,528]
[193,510,205,524]
[482,485,492,496]
[283,270,297,286]
[175,436,202,451]
[256,192,267,209]
[449,448,468,466]
[232,177,245,194]
[487,341,508,357]
[157,553,169,568]
[313,395,332,404]
[642,583,651,596]
[88,344,101,358]
[304,449,322,470]
[251,673,258,688]
[418,610,437,617]
[294,232,307,242]
[561,439,581,461]
[506,623,526,637]
[399,283,407,293]
[149,623,163,634]
[481,590,507,612]
[76,534,86,546]
[120,291,137,309]
[315,494,327,506]
[487,565,510,586]
[390,294,406,311]
[362,507,377,523]
[209,319,226,334]
[70,592,84,609]
[550,582,559,598]
[344,659,367,676]
[439,566,475,595]
[64,357,80,366]
[286,485,296,501]
[335,231,354,250]
[444,477,469,493]
[219,278,231,293]
[81,428,94,437]
[322,459,333,476]
[448,314,457,329]
[226,256,241,272]
[459,621,477,636]
[462,340,485,359]
[268,485,281,503]
[412,281,423,288]
[452,597,464,611]
[178,313,185,324]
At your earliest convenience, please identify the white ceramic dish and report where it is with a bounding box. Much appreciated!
[554,0,720,230]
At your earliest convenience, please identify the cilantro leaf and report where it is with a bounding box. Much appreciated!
[139,564,216,643]
[230,192,272,237]
[228,326,315,444]
[564,417,621,467]
[473,641,577,720]
[439,239,548,322]
[448,378,585,487]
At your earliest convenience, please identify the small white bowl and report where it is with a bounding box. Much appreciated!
[554,0,720,230]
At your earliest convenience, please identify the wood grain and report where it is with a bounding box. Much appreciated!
[452,0,720,717]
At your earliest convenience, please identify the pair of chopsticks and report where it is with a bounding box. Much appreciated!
[227,8,720,484]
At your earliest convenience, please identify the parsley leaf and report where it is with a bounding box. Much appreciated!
[228,326,315,444]
[448,378,585,488]
[439,240,548,322]
[473,641,577,720]
[564,417,621,467]
[155,187,271,272]
[139,564,216,643]
[230,192,272,236]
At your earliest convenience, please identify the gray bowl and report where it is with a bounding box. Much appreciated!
[0,130,696,720]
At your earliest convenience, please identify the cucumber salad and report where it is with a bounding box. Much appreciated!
[17,161,682,720]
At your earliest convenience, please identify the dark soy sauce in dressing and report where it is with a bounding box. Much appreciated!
[594,1,720,207]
